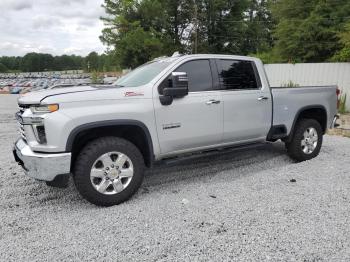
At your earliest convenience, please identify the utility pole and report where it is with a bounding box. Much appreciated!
[194,2,198,54]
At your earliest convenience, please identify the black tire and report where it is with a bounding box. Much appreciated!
[73,137,145,206]
[286,118,323,162]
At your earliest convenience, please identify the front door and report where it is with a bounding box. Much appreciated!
[154,59,224,156]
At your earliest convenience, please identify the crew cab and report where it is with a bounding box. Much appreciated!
[13,54,339,206]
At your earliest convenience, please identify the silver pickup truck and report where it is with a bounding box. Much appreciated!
[13,54,339,206]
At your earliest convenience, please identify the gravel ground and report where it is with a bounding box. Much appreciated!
[1,94,350,261]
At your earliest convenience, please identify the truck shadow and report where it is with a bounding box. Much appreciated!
[15,141,292,209]
[142,141,291,189]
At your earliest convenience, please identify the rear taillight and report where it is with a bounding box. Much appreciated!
[336,87,340,109]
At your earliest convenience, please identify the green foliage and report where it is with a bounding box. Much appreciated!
[2,0,350,71]
[281,80,300,88]
[20,53,53,72]
[0,53,83,72]
[0,63,8,73]
[0,52,120,73]
[331,22,350,62]
[270,0,350,63]
[85,52,99,72]
[115,25,163,68]
[251,49,282,63]
[90,71,102,84]
[339,93,348,114]
[53,55,84,71]
[99,0,350,66]
[100,0,274,68]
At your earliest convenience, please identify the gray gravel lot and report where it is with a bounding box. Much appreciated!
[1,94,350,261]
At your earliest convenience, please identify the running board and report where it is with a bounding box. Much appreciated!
[159,142,269,166]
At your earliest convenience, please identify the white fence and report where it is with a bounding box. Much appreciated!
[265,63,350,109]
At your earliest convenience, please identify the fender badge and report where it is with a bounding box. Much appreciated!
[124,91,144,97]
[163,123,181,130]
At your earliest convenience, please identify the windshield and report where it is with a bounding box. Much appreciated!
[114,60,171,87]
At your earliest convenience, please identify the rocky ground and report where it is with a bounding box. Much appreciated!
[1,95,350,261]
[328,113,350,138]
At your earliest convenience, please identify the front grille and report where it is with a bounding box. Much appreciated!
[18,122,26,141]
[19,104,30,114]
[17,104,30,141]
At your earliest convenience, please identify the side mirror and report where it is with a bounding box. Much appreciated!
[160,72,189,106]
[163,72,189,98]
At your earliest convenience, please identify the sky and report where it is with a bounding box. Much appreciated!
[0,0,106,57]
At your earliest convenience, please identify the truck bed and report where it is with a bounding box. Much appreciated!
[271,86,338,135]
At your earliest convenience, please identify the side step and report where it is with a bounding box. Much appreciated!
[159,142,269,166]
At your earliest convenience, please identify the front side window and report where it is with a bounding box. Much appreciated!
[159,59,213,93]
[176,59,213,92]
[218,60,259,90]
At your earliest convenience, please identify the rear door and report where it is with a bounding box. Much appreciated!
[216,59,272,143]
[154,59,224,155]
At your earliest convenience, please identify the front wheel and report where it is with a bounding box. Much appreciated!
[285,118,323,162]
[73,137,145,206]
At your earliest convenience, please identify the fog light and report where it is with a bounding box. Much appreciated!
[33,125,47,144]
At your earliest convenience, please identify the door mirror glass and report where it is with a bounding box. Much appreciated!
[159,72,189,106]
[163,72,189,97]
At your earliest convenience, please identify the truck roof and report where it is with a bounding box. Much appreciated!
[153,53,259,63]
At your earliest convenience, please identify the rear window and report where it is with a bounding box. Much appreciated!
[218,60,259,90]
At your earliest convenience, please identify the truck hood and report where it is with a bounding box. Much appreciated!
[18,86,100,104]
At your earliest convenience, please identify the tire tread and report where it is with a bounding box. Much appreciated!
[73,136,144,206]
[286,118,323,162]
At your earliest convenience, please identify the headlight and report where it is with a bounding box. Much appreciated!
[30,104,59,114]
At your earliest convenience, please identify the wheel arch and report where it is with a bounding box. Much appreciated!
[66,120,154,169]
[286,105,328,142]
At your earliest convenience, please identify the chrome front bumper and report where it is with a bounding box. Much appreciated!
[13,139,71,181]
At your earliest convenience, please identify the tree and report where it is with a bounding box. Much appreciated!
[100,0,274,67]
[85,52,100,71]
[0,63,8,73]
[100,0,169,68]
[332,22,350,62]
[199,0,259,54]
[244,0,274,54]
[0,53,115,73]
[270,0,350,62]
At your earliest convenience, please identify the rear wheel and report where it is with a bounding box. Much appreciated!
[286,118,323,162]
[73,137,145,206]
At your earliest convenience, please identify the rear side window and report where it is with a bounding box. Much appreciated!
[218,60,259,90]
[175,59,213,92]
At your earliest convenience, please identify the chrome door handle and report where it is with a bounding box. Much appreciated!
[206,99,221,105]
[258,96,269,101]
